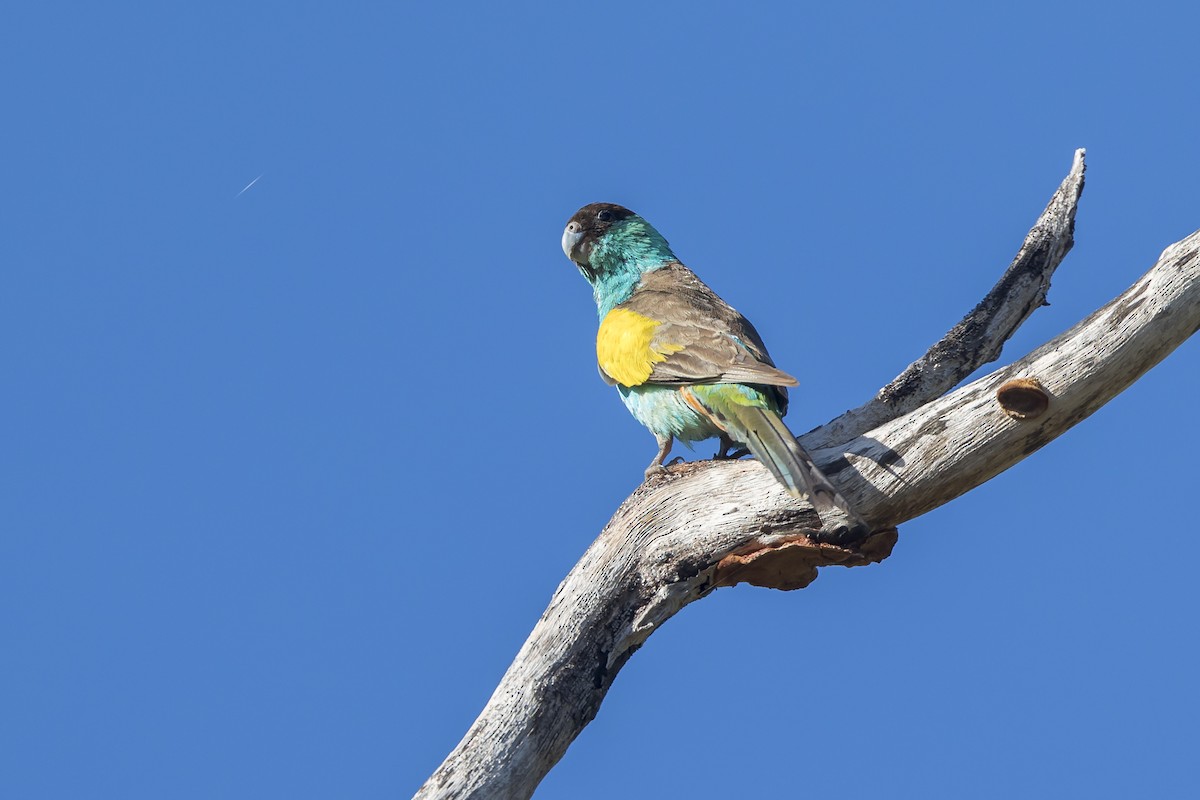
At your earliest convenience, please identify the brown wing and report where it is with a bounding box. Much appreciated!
[618,263,798,396]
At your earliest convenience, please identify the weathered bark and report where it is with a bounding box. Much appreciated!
[415,151,1200,800]
[806,147,1086,449]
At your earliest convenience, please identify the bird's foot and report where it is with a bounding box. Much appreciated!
[643,434,675,481]
[713,434,748,460]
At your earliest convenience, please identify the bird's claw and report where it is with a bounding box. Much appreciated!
[644,457,685,480]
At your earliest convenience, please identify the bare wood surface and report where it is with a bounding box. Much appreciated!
[415,153,1200,800]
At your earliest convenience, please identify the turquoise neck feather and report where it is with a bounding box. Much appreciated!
[587,217,677,317]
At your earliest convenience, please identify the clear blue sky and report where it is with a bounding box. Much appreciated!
[3,2,1198,798]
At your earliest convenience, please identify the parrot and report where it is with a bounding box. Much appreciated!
[561,202,865,538]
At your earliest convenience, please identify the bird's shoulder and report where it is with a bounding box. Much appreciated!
[598,262,798,391]
[595,302,683,388]
[622,263,735,322]
[624,263,782,368]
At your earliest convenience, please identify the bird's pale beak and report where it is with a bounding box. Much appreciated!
[561,224,583,262]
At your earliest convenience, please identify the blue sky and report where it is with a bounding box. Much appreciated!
[3,2,1198,798]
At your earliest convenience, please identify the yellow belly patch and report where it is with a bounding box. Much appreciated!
[596,308,683,387]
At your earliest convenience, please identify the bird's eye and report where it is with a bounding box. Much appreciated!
[596,209,613,223]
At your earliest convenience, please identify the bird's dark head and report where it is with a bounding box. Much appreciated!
[561,202,676,286]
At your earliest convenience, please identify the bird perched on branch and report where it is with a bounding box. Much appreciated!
[561,202,864,538]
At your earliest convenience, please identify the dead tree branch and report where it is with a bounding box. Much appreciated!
[808,148,1086,449]
[416,151,1200,800]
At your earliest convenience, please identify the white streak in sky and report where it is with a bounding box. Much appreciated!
[236,174,263,198]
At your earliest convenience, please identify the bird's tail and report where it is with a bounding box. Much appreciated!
[684,386,861,525]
